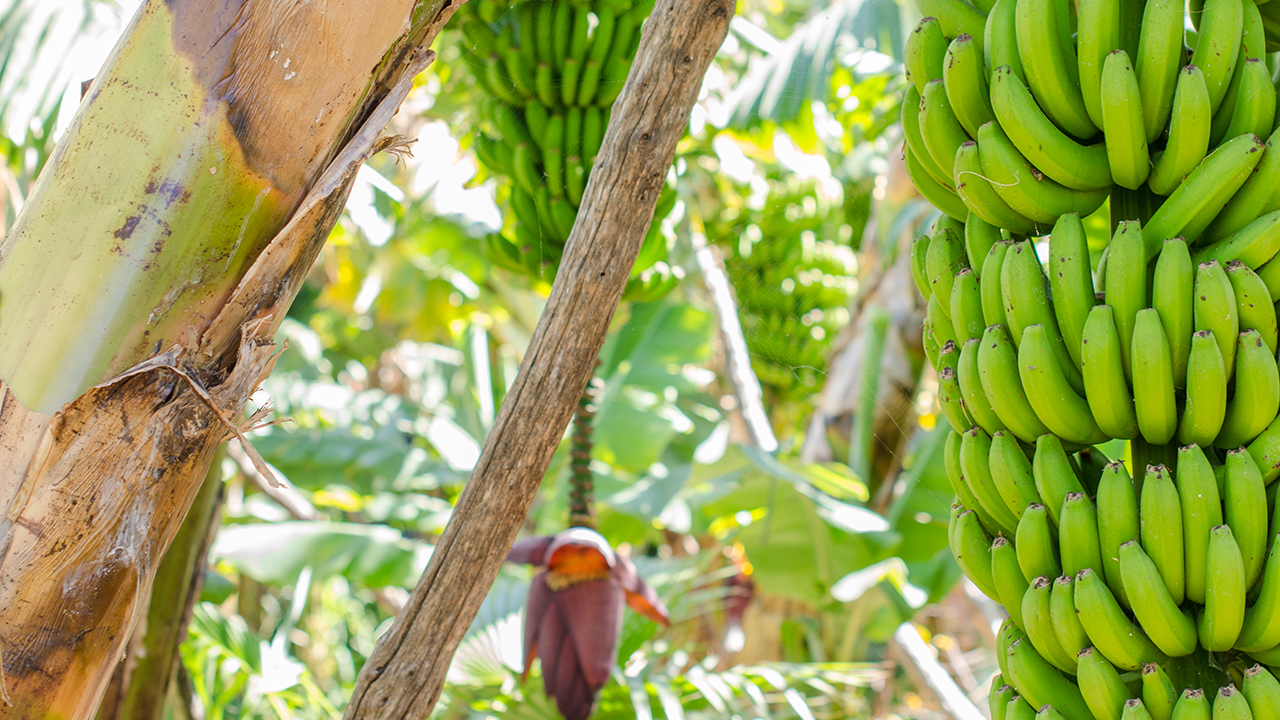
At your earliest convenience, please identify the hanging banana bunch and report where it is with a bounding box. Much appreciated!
[458,0,679,301]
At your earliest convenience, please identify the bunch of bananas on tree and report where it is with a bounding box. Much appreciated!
[457,0,678,301]
[902,0,1280,714]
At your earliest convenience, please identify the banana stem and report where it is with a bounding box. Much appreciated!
[569,371,600,530]
[1110,184,1162,233]
[1129,437,1179,494]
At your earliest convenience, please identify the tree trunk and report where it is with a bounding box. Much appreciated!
[0,1,457,717]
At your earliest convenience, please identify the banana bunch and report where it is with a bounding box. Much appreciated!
[457,0,678,300]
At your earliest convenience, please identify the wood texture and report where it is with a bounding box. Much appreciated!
[342,1,734,716]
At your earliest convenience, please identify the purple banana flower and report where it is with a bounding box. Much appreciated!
[507,528,669,720]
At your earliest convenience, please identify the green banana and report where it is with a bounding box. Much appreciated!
[917,0,988,45]
[985,0,1025,81]
[1097,460,1141,608]
[1037,705,1069,720]
[966,214,1003,278]
[961,426,1021,535]
[982,241,1013,327]
[1101,50,1152,190]
[1004,636,1093,718]
[947,430,1006,535]
[1023,575,1080,672]
[1077,0,1120,129]
[1075,567,1167,670]
[1153,239,1194,389]
[1141,464,1186,605]
[979,324,1052,443]
[551,0,571,67]
[994,536,1031,628]
[989,428,1040,517]
[1077,645,1132,720]
[1211,132,1280,244]
[906,143,970,222]
[1218,330,1280,448]
[998,618,1024,679]
[960,338,1007,433]
[1211,685,1252,720]
[1082,306,1141,439]
[1018,503,1063,584]
[1255,255,1280,298]
[1050,574,1090,659]
[1197,210,1280,269]
[1242,665,1280,719]
[1142,663,1179,720]
[992,683,1016,720]
[951,508,1001,600]
[1002,241,1085,392]
[1136,0,1191,142]
[954,141,1038,234]
[1179,331,1230,447]
[1194,260,1241,380]
[1119,540,1199,657]
[1220,59,1276,146]
[1008,696,1037,720]
[1149,65,1215,196]
[1145,134,1267,256]
[1020,325,1108,444]
[1049,213,1097,372]
[976,122,1108,228]
[1199,524,1247,651]
[1248,413,1280,484]
[945,34,996,138]
[952,268,987,343]
[1192,0,1245,112]
[1034,434,1087,525]
[1176,443,1225,605]
[1060,492,1106,585]
[1224,447,1269,589]
[1228,261,1279,354]
[989,66,1112,190]
[1237,534,1280,650]
[911,234,932,300]
[1171,690,1211,720]
[920,79,972,182]
[1124,699,1156,720]
[927,222,968,306]
[1132,308,1179,446]
[1014,0,1098,139]
[1105,220,1147,382]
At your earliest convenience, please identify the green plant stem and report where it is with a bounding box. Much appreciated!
[1110,184,1161,233]
[569,374,600,530]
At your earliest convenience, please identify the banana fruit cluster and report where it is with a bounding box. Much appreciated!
[459,0,677,300]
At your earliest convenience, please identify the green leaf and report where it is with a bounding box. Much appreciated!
[212,521,430,588]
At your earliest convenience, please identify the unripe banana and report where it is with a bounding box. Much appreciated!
[1179,331,1230,447]
[1176,444,1225,605]
[1020,325,1108,444]
[951,508,1001,601]
[1018,503,1062,584]
[1145,134,1267,255]
[1141,464,1186,605]
[959,338,1007,433]
[989,429,1040,517]
[1199,524,1247,651]
[1023,576,1080,673]
[1119,540,1199,657]
[1037,705,1069,720]
[1220,59,1276,146]
[982,241,1013,327]
[1003,241,1086,392]
[998,618,1025,679]
[1082,306,1141,439]
[1050,575,1089,659]
[1033,434,1087,525]
[1247,414,1280,485]
[1077,646,1131,720]
[1218,330,1280,448]
[1097,461,1140,608]
[1014,0,1098,139]
[944,34,996,138]
[960,426,1021,535]
[991,683,1016,720]
[1106,221,1147,382]
[966,214,1003,280]
[994,537,1031,628]
[1049,213,1097,372]
[1192,0,1246,112]
[1136,0,1190,143]
[1075,567,1167,670]
[1196,210,1280,270]
[911,234,932,300]
[1211,685,1251,720]
[1077,0,1120,129]
[1008,696,1037,720]
[947,430,1006,536]
[1241,665,1280,718]
[927,223,967,307]
[920,79,972,182]
[1142,663,1178,720]
[916,0,987,43]
[1211,132,1280,244]
[1004,636,1093,719]
[1194,260,1240,380]
[1149,66,1214,197]
[1227,261,1279,354]
[1171,689,1210,720]
[1236,533,1280,651]
[1060,492,1106,582]
[1153,239,1194,389]
[979,324,1052,443]
[1101,50,1151,190]
[1125,699,1156,720]
[1224,447,1269,588]
[952,268,986,344]
[1132,309,1180,445]
[906,143,970,222]
[985,0,1024,81]
[1255,256,1280,298]
[977,122,1108,228]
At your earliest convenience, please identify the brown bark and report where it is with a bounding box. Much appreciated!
[342,2,734,716]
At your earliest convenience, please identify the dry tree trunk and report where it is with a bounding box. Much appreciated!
[0,1,458,717]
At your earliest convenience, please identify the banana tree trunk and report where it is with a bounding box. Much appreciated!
[0,1,456,717]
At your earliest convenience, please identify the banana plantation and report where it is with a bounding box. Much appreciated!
[6,0,1280,718]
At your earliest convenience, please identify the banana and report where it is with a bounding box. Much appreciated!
[1192,0,1246,112]
[1132,309,1179,445]
[1227,261,1279,354]
[1179,331,1230,447]
[1141,464,1186,605]
[1136,0,1191,143]
[1197,210,1280,269]
[906,143,970,222]
[1176,444,1225,605]
[1014,0,1098,139]
[1124,699,1155,720]
[977,122,1109,228]
[1037,706,1069,720]
[954,141,1039,234]
[1003,241,1085,392]
[952,508,1002,600]
[979,324,1052,443]
[1060,492,1107,583]
[1247,414,1280,484]
[1098,460,1141,608]
[1050,575,1090,659]
[960,338,1007,433]
[551,0,571,67]
[1077,0,1120,129]
[1211,132,1280,243]
[1218,330,1280,448]
[1019,325,1108,444]
[1194,260,1240,380]
[921,79,973,182]
[945,34,997,138]
[1049,213,1097,372]
[1077,646,1132,720]
[990,429,1041,517]
[1145,134,1267,255]
[1023,576,1080,672]
[1242,665,1280,719]
[1150,66,1215,197]
[998,618,1025,679]
[1171,690,1210,720]
[1034,434,1088,524]
[1082,306,1141,439]
[1004,636,1093,718]
[543,114,565,197]
[952,268,987,343]
[961,426,1021,535]
[1105,221,1147,382]
[917,0,988,44]
[1101,50,1152,190]
[983,241,1013,327]
[1008,696,1037,720]
[1075,567,1167,670]
[992,682,1016,720]
[1119,540,1199,657]
[927,222,968,306]
[1153,239,1195,389]
[911,234,933,300]
[1018,503,1063,583]
[1256,256,1280,298]
[582,106,603,165]
[1212,686,1251,720]
[985,0,1025,81]
[966,215,1003,278]
[947,430,1007,536]
[1237,533,1280,650]
[994,537,1032,628]
[989,66,1112,190]
[1219,59,1277,147]
[1142,663,1178,720]
[1199,524,1247,651]
[1224,447,1270,589]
